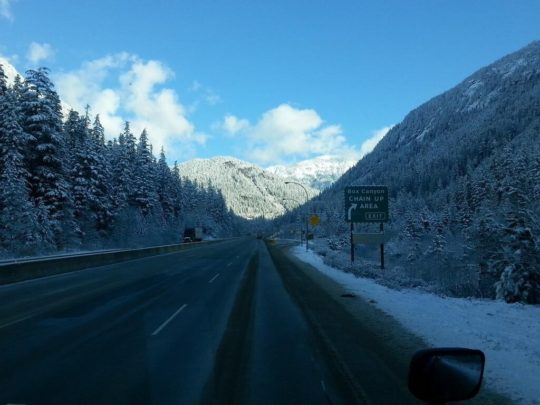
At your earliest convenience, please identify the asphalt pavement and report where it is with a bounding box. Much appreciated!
[0,238,424,404]
[0,238,254,404]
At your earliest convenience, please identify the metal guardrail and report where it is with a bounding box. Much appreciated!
[0,249,124,266]
[0,240,225,286]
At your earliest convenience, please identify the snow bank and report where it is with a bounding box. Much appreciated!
[291,246,540,405]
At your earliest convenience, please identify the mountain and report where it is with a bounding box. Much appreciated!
[179,156,319,219]
[333,40,540,194]
[309,41,540,303]
[266,155,355,190]
[0,57,19,86]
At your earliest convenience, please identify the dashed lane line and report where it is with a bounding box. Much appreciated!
[151,303,188,336]
[209,273,220,283]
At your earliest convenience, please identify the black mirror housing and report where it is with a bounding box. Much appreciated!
[408,348,485,403]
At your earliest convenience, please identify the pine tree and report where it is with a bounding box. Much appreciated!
[0,64,6,96]
[156,147,176,223]
[429,222,447,260]
[131,129,158,216]
[90,115,113,236]
[65,110,88,236]
[111,122,136,213]
[403,211,422,262]
[171,161,183,219]
[20,68,76,249]
[494,185,540,303]
[65,111,113,243]
[0,67,51,254]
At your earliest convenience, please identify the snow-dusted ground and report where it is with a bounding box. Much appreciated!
[291,246,540,405]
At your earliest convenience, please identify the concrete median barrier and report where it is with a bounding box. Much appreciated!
[0,240,224,285]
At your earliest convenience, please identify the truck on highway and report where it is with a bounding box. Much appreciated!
[183,227,203,242]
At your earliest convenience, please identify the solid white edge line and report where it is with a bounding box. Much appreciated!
[208,273,220,283]
[151,303,187,336]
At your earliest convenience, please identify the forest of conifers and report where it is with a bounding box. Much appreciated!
[0,66,238,257]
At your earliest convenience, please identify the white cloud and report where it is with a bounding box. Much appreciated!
[54,53,206,161]
[0,0,15,21]
[26,42,54,65]
[359,126,392,158]
[220,114,250,135]
[217,105,393,165]
[220,104,355,165]
[189,79,221,108]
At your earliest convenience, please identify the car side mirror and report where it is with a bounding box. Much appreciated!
[408,348,485,403]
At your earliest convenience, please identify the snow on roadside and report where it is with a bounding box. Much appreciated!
[291,246,540,405]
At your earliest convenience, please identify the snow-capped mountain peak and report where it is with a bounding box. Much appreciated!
[0,56,21,86]
[266,155,356,190]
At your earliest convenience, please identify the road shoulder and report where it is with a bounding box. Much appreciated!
[267,241,420,403]
[269,241,512,405]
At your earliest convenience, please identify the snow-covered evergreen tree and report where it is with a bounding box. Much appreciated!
[494,182,540,303]
[0,65,52,255]
[65,111,113,244]
[156,147,176,222]
[89,115,113,237]
[20,68,76,249]
[0,66,240,255]
[131,129,158,216]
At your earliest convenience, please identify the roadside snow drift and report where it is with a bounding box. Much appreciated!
[292,246,540,405]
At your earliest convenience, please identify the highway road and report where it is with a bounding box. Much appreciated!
[0,238,423,404]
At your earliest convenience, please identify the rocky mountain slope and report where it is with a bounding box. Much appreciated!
[299,41,540,303]
[179,156,319,219]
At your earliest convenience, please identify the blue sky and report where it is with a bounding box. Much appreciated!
[1,0,539,166]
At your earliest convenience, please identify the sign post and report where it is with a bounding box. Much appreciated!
[344,186,389,269]
[350,223,354,264]
[380,222,385,270]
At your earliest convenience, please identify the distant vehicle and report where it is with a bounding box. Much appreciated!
[183,236,192,243]
[183,227,203,242]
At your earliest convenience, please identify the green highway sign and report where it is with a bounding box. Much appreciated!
[344,186,389,223]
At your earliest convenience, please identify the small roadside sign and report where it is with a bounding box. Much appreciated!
[344,186,389,223]
[309,214,320,226]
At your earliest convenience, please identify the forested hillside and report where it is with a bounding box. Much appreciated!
[179,157,319,219]
[0,66,239,258]
[295,41,540,303]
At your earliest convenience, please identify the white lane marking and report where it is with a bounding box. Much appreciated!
[151,304,187,336]
[321,380,327,392]
[0,313,40,330]
[208,273,220,283]
[226,262,232,267]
